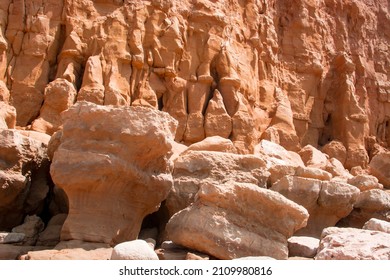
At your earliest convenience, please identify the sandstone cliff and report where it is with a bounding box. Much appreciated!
[1,0,390,260]
[0,0,389,167]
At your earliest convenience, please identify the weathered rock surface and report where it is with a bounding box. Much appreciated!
[316,227,390,260]
[271,176,360,237]
[0,0,389,261]
[288,236,319,258]
[0,0,387,166]
[337,189,390,228]
[110,240,159,260]
[255,140,304,168]
[20,240,112,260]
[185,136,237,154]
[0,129,50,230]
[166,182,308,260]
[166,150,269,217]
[298,145,328,169]
[0,102,16,129]
[50,102,177,245]
[363,218,390,234]
[347,174,383,191]
[369,153,390,188]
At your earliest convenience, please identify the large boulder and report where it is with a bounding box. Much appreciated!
[166,150,269,216]
[298,145,328,169]
[369,152,390,188]
[271,176,360,237]
[337,189,390,228]
[363,218,390,234]
[50,102,177,245]
[0,129,50,230]
[166,182,308,260]
[316,227,390,260]
[254,140,304,168]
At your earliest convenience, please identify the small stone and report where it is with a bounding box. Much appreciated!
[110,240,159,260]
[288,236,319,258]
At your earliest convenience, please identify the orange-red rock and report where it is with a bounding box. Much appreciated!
[166,182,308,260]
[0,0,386,166]
[50,102,177,245]
[271,176,360,237]
[0,129,50,230]
[166,150,269,217]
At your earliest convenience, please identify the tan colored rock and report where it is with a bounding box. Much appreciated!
[0,82,9,102]
[337,189,390,228]
[47,130,62,161]
[186,136,237,154]
[347,174,383,191]
[321,141,347,166]
[299,145,328,168]
[254,140,305,168]
[185,252,210,260]
[166,150,269,217]
[263,87,300,151]
[166,182,309,260]
[288,236,319,258]
[204,90,232,139]
[0,129,50,230]
[51,102,177,245]
[363,218,390,234]
[316,227,390,260]
[325,158,352,179]
[271,176,360,237]
[295,166,332,181]
[268,164,297,186]
[21,240,112,260]
[369,152,390,188]
[0,102,16,129]
[77,56,105,105]
[0,0,388,163]
[31,79,77,135]
[111,240,159,260]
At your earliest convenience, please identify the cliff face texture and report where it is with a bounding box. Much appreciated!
[1,0,390,260]
[0,0,388,163]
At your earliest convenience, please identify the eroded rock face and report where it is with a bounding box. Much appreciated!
[166,150,269,217]
[166,182,309,260]
[50,102,177,245]
[271,176,360,237]
[337,189,390,228]
[0,102,16,129]
[0,129,50,230]
[369,153,390,188]
[0,0,387,163]
[316,227,390,260]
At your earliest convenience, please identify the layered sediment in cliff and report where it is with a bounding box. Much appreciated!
[0,0,389,167]
[1,0,390,260]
